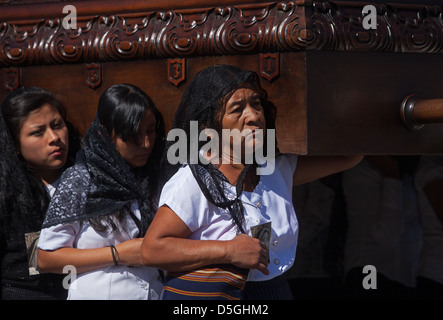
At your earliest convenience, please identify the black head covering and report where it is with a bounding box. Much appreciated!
[176,66,256,124]
[163,64,273,234]
[43,116,161,236]
[0,102,49,233]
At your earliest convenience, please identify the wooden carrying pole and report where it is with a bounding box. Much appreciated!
[401,95,443,131]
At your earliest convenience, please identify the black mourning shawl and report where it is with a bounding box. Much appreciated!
[0,102,66,300]
[42,117,155,236]
[0,105,49,233]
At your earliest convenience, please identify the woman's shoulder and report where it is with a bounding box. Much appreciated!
[161,164,199,194]
[159,164,215,212]
[49,164,91,206]
[42,164,91,228]
[59,163,91,186]
[273,153,298,175]
[275,152,298,162]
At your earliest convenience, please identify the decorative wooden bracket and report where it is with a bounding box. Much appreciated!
[3,67,20,91]
[85,63,102,89]
[260,53,279,83]
[167,58,186,87]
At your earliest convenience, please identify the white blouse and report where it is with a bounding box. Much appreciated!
[38,202,163,300]
[44,179,60,198]
[159,154,299,282]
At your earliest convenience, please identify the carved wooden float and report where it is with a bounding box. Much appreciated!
[1,0,443,155]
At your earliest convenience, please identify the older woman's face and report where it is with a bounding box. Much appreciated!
[220,87,265,163]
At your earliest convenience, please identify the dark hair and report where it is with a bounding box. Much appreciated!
[89,84,165,233]
[164,65,278,233]
[2,87,67,146]
[97,83,165,174]
[2,87,81,169]
[0,87,79,230]
[198,81,275,136]
[97,83,165,145]
[168,68,276,173]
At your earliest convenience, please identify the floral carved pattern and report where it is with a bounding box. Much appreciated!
[0,1,442,67]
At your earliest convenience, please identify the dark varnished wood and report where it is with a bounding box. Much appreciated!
[1,0,443,155]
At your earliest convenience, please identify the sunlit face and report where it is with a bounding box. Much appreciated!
[114,109,157,168]
[220,87,265,163]
[18,103,69,179]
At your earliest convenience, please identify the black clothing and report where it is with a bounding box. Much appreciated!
[0,222,66,300]
[0,103,66,300]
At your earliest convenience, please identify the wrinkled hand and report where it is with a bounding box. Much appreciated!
[226,234,269,275]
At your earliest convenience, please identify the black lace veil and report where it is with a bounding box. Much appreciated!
[42,114,162,236]
[0,88,68,234]
[0,106,49,235]
[162,65,276,234]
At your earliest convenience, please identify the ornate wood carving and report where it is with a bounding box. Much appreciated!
[1,1,442,67]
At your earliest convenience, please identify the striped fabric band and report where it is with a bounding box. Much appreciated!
[162,264,249,300]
